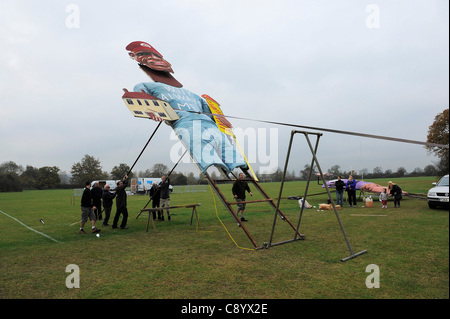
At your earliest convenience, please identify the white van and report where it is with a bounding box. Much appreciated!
[130,177,174,195]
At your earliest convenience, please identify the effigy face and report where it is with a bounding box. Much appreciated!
[126,41,173,73]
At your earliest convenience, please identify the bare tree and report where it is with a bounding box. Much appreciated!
[426,109,449,176]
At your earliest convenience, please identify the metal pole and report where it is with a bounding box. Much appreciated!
[269,130,295,246]
[294,132,321,240]
[127,121,163,176]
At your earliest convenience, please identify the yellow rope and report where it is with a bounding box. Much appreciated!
[208,184,254,251]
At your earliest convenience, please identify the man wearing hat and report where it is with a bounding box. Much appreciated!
[126,41,247,174]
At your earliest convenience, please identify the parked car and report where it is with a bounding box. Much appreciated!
[427,174,449,209]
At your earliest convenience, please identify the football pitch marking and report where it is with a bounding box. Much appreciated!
[0,209,64,244]
[350,214,387,217]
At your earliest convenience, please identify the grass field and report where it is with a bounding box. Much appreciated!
[0,176,448,299]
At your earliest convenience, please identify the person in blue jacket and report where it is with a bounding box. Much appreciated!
[126,41,247,175]
[346,175,357,207]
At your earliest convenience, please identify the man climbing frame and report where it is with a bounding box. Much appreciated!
[232,173,253,222]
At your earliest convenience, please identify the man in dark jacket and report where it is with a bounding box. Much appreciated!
[335,176,345,207]
[159,176,171,222]
[232,173,253,222]
[79,180,101,234]
[91,182,103,220]
[102,184,116,227]
[112,175,129,229]
[149,183,161,221]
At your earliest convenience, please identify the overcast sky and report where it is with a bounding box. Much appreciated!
[1,0,448,178]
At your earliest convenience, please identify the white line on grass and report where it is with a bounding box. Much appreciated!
[0,209,64,244]
[350,214,387,217]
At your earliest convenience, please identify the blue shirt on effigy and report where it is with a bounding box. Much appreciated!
[133,82,246,173]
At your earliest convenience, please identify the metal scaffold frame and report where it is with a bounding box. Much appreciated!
[268,130,367,261]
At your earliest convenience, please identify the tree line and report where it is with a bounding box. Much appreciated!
[0,161,61,192]
[0,156,444,192]
[0,155,201,192]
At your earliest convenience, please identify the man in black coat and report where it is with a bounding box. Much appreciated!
[335,176,345,207]
[159,176,171,222]
[91,182,103,220]
[79,181,101,234]
[149,182,161,221]
[112,175,129,229]
[102,184,116,227]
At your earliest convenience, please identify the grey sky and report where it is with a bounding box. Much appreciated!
[1,0,448,178]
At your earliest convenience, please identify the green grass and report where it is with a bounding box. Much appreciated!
[0,177,448,299]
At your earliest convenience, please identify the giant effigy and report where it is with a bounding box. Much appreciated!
[121,41,370,259]
[123,41,248,175]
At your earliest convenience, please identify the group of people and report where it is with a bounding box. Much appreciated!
[79,175,130,234]
[334,175,402,208]
[149,172,253,224]
[80,171,404,234]
[79,175,174,234]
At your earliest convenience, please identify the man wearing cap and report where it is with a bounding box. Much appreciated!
[126,41,247,174]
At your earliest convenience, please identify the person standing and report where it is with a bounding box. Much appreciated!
[79,181,101,234]
[159,176,171,222]
[91,182,103,220]
[388,181,402,208]
[232,173,253,222]
[380,188,389,208]
[149,182,161,221]
[346,175,357,207]
[102,184,116,227]
[335,176,345,207]
[112,175,129,229]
